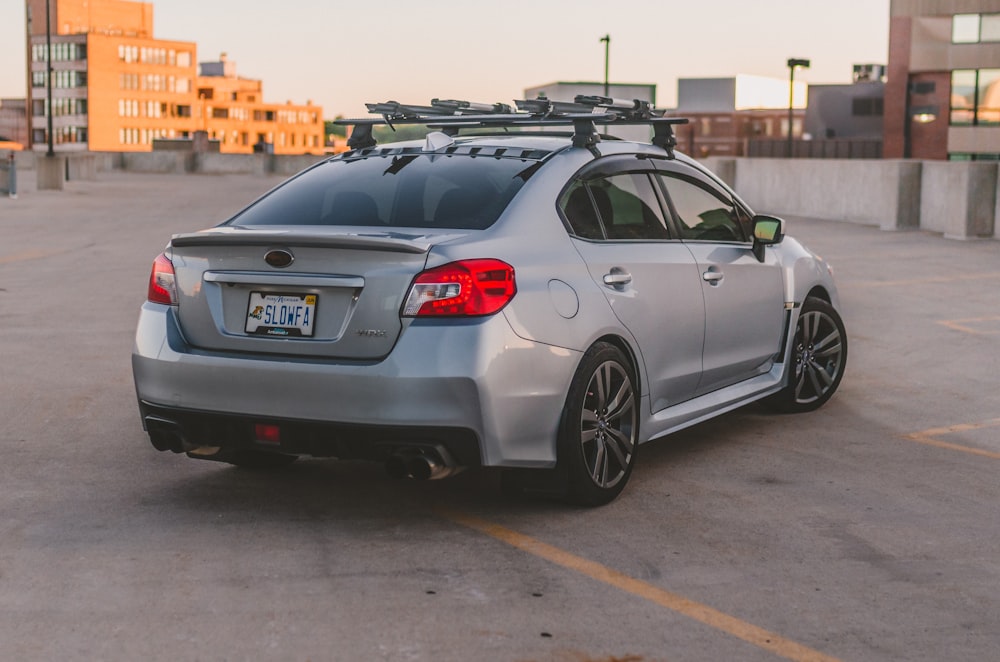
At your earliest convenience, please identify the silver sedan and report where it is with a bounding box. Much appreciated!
[132,106,846,505]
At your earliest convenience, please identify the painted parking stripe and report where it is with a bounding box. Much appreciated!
[904,418,1000,460]
[0,248,68,265]
[440,508,840,662]
[937,316,1000,336]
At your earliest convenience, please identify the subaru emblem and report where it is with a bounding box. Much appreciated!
[264,249,294,268]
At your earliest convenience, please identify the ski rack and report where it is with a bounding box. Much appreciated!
[334,95,690,157]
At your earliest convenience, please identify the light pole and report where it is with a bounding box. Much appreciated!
[600,35,610,96]
[45,0,54,157]
[786,57,810,158]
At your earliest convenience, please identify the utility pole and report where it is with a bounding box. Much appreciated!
[45,0,55,157]
[786,58,810,158]
[25,2,33,149]
[600,35,610,97]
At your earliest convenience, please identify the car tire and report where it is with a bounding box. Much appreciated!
[768,297,847,413]
[559,342,639,506]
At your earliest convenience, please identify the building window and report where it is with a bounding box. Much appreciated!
[951,69,1000,125]
[852,97,884,117]
[953,14,1000,43]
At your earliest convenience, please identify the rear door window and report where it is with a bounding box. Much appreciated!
[560,173,671,241]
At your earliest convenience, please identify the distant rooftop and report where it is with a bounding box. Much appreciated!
[676,75,807,112]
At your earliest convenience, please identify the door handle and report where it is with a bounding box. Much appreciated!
[603,271,632,287]
[702,268,724,285]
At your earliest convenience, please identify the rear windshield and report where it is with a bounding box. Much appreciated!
[229,153,540,230]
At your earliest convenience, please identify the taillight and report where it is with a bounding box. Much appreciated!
[147,253,178,305]
[402,259,516,317]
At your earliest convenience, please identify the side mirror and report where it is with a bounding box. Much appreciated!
[752,215,785,261]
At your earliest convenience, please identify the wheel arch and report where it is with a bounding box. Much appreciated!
[805,285,832,304]
[593,333,644,401]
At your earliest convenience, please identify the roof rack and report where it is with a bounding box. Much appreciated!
[334,96,689,157]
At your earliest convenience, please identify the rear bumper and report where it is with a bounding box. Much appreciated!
[139,401,483,466]
[132,302,580,467]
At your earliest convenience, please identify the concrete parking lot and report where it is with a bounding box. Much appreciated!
[1,169,998,661]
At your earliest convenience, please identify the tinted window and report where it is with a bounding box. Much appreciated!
[559,181,605,240]
[561,173,670,241]
[230,154,537,230]
[658,175,746,242]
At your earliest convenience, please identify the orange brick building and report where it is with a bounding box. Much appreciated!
[26,0,323,154]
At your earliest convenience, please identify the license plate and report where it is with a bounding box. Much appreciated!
[245,292,317,337]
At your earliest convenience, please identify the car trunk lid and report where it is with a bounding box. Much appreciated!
[168,227,465,360]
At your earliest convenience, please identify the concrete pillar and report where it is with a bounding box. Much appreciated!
[36,154,66,191]
[920,162,997,240]
[884,161,922,232]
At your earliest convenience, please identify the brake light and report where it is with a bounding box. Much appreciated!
[402,259,516,317]
[147,253,178,305]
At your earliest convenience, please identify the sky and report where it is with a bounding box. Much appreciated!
[1,0,890,118]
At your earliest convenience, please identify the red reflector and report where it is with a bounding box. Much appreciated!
[254,424,281,444]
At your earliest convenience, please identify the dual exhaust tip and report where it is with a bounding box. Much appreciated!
[384,448,464,481]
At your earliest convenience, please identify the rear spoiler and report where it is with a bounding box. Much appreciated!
[169,228,452,255]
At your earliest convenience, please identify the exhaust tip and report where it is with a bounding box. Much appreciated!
[406,455,435,481]
[385,454,409,480]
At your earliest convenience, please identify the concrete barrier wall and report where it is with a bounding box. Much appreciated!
[194,153,260,175]
[11,149,998,240]
[65,154,99,181]
[271,154,327,176]
[707,157,995,240]
[723,158,923,232]
[105,151,327,177]
[119,151,189,174]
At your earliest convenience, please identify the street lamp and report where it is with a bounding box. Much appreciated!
[786,57,810,158]
[45,0,54,157]
[600,35,610,96]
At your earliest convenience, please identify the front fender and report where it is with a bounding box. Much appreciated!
[774,237,841,310]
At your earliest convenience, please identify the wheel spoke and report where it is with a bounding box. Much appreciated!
[580,428,598,445]
[606,426,634,457]
[813,328,840,353]
[590,440,607,483]
[809,360,834,387]
[606,387,634,422]
[799,313,817,345]
[794,370,807,399]
[807,363,824,397]
[595,364,610,410]
[604,436,628,472]
[815,342,842,359]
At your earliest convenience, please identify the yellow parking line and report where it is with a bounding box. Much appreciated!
[0,248,66,265]
[937,316,1000,336]
[903,419,1000,460]
[440,508,840,662]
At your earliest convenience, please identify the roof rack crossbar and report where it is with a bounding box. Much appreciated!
[335,98,690,156]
